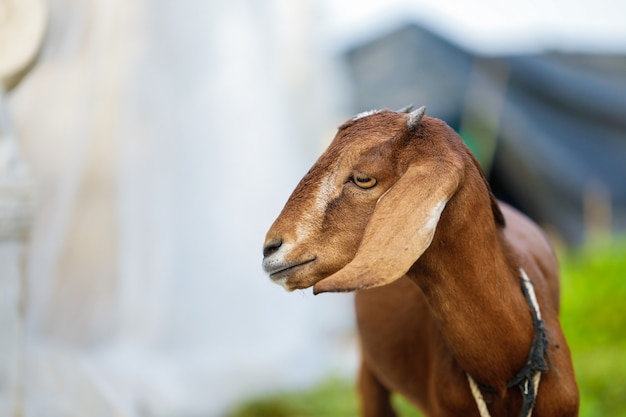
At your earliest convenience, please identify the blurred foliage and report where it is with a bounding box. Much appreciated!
[226,378,359,417]
[229,239,626,417]
[226,378,423,417]
[559,239,626,417]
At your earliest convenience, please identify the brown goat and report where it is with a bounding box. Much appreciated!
[262,107,579,417]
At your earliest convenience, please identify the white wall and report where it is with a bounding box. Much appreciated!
[10,1,355,416]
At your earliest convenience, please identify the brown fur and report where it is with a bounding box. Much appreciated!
[263,110,579,417]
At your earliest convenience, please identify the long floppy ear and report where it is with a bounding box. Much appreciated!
[314,160,462,294]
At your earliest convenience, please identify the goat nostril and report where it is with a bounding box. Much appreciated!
[263,238,283,258]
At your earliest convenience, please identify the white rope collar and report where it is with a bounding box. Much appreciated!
[466,268,547,417]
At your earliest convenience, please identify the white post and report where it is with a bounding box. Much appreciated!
[0,87,35,417]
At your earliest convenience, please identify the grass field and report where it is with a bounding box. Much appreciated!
[559,240,626,417]
[229,240,626,417]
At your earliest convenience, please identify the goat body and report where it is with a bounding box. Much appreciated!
[263,108,579,417]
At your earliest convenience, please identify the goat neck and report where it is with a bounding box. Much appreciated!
[409,159,534,396]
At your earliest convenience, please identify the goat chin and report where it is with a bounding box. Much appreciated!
[262,108,579,417]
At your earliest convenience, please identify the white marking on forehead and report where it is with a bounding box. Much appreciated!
[294,167,341,242]
[352,109,381,121]
[314,171,338,213]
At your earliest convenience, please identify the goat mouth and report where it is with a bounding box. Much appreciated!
[269,258,317,281]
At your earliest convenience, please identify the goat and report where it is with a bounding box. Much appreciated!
[262,107,579,417]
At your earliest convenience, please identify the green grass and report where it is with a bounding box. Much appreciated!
[559,240,626,417]
[227,378,423,417]
[226,379,359,417]
[230,240,626,417]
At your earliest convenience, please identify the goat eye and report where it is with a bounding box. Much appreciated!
[353,173,377,189]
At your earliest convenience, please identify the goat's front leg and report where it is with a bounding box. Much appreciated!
[358,360,397,417]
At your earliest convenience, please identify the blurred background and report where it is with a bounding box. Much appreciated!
[1,0,625,416]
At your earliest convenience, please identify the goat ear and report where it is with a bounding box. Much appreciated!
[314,160,462,294]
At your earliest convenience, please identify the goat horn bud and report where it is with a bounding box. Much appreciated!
[406,106,426,131]
[397,104,414,113]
